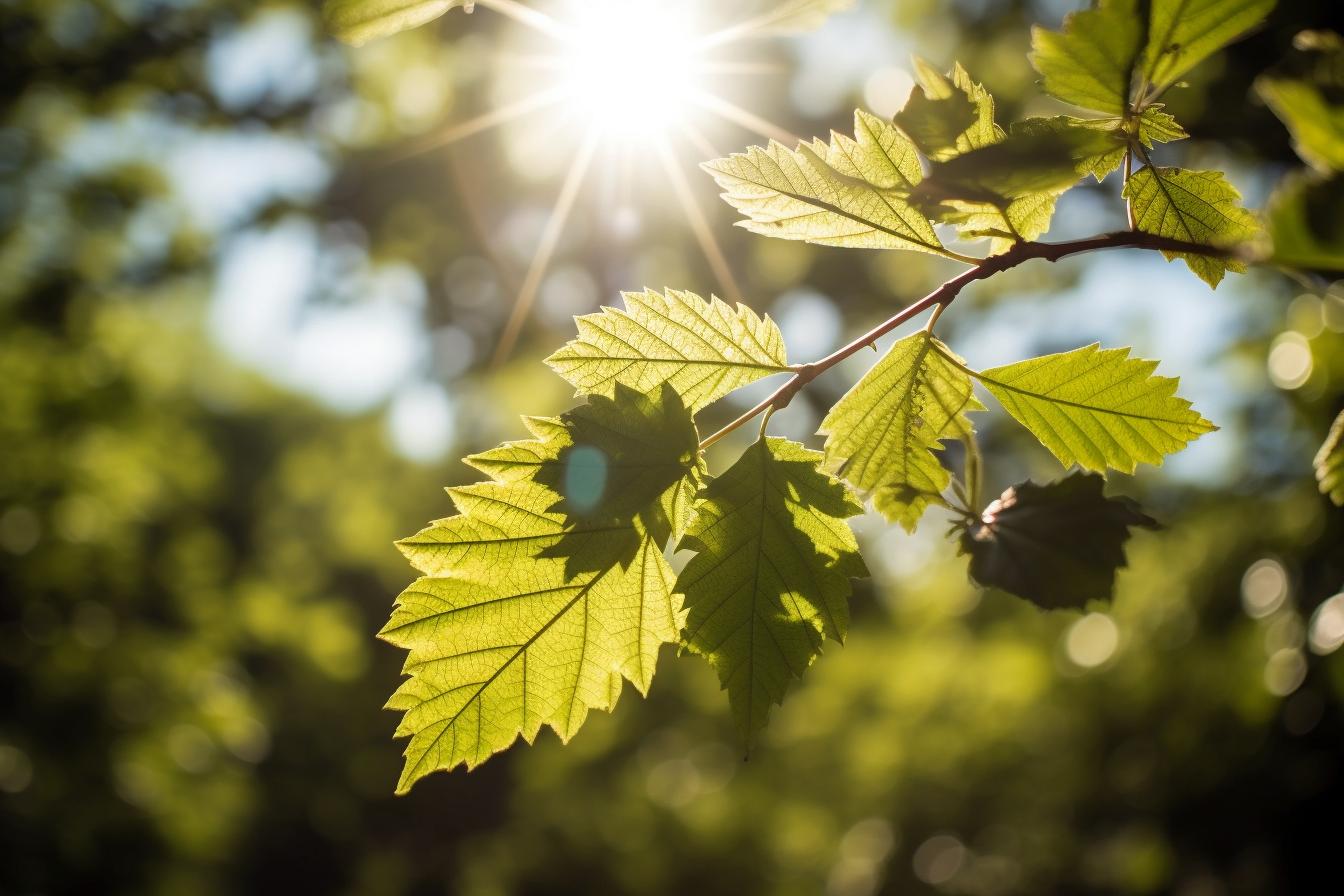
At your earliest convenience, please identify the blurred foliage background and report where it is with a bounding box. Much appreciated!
[3,0,1344,894]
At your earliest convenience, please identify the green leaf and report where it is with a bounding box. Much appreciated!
[323,0,465,46]
[1123,166,1261,287]
[959,472,1159,609]
[960,343,1217,475]
[386,384,704,788]
[1259,78,1344,172]
[1005,110,1186,184]
[1009,116,1130,181]
[1266,171,1344,272]
[820,332,983,532]
[703,110,944,255]
[1315,409,1344,506]
[463,384,704,561]
[1030,0,1143,115]
[912,120,1124,251]
[894,60,1004,162]
[1135,107,1190,146]
[1255,32,1344,173]
[676,437,867,747]
[1140,0,1275,97]
[384,528,680,790]
[545,289,789,412]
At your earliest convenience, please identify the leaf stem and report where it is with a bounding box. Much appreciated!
[697,231,1238,451]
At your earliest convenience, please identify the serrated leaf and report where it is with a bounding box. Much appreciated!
[703,111,944,254]
[912,121,1122,251]
[323,0,465,45]
[1010,116,1130,181]
[1135,107,1190,146]
[820,332,984,532]
[1315,409,1344,505]
[894,60,1004,162]
[545,289,789,411]
[960,472,1159,609]
[386,384,704,789]
[1140,0,1275,97]
[1006,111,1186,184]
[959,343,1217,475]
[384,528,680,790]
[1030,0,1144,115]
[1123,166,1261,287]
[676,437,867,746]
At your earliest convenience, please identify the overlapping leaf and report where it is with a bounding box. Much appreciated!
[959,343,1216,475]
[677,437,867,746]
[894,59,1003,162]
[703,110,943,254]
[386,385,703,790]
[1140,0,1275,97]
[960,472,1159,609]
[1123,166,1261,287]
[545,289,789,411]
[323,0,465,45]
[1315,409,1344,506]
[820,332,983,532]
[1030,0,1143,115]
[913,118,1123,250]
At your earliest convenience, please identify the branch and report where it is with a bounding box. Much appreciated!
[698,231,1237,451]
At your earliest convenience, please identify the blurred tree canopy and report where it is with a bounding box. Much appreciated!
[2,1,1344,895]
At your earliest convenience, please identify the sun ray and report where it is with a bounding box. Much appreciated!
[688,88,801,147]
[377,86,568,167]
[655,136,745,306]
[474,0,575,41]
[694,1,823,51]
[679,119,722,164]
[491,125,602,367]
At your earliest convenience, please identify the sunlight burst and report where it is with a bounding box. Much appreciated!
[407,0,819,363]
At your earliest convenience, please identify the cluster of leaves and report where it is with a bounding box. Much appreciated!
[1255,30,1344,503]
[372,0,1327,791]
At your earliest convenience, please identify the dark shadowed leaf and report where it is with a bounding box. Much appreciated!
[959,472,1159,609]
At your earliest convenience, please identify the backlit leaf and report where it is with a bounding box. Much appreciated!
[703,111,944,254]
[677,437,867,746]
[545,289,789,412]
[1123,166,1261,287]
[323,0,465,45]
[960,343,1217,475]
[820,332,983,532]
[386,384,704,789]
[894,60,1004,162]
[1140,0,1275,97]
[1255,31,1344,173]
[1315,409,1344,505]
[1030,0,1143,115]
[960,472,1159,609]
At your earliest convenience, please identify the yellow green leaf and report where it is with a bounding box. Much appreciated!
[820,332,983,531]
[961,343,1217,475]
[1123,166,1261,287]
[703,110,943,254]
[545,289,789,412]
[677,437,867,746]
